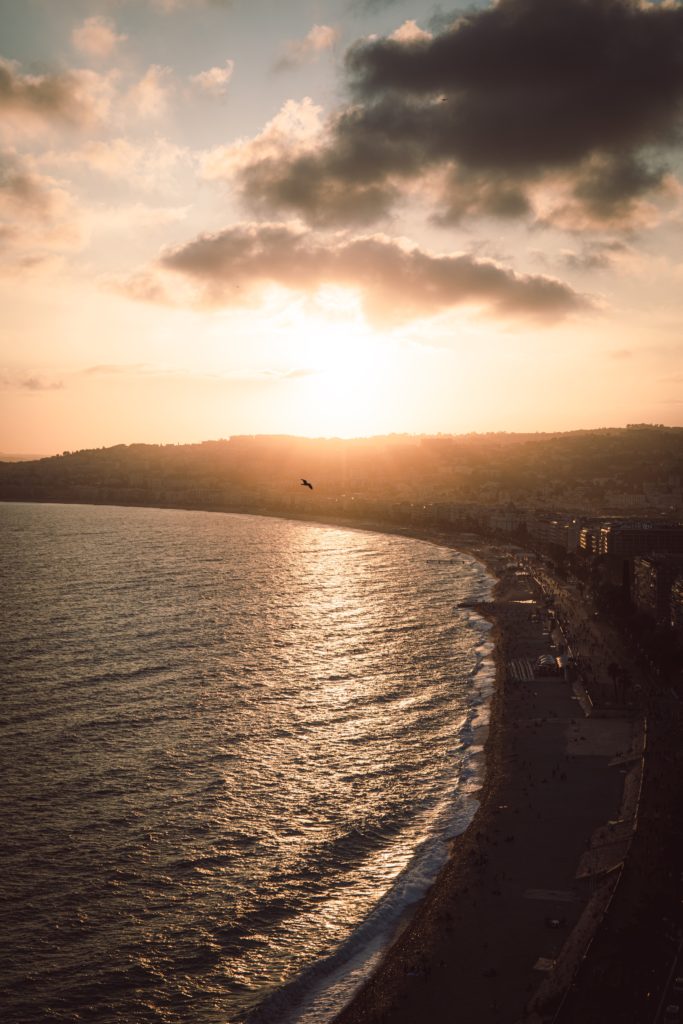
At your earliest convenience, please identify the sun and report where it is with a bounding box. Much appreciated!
[279,294,397,437]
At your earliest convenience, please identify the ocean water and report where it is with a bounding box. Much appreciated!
[0,502,495,1024]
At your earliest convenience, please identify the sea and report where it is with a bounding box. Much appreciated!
[0,502,496,1024]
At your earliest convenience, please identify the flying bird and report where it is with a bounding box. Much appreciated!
[301,478,313,490]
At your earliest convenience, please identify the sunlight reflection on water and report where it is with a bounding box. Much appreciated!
[0,503,495,1024]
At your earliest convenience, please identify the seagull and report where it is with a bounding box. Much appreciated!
[301,478,313,490]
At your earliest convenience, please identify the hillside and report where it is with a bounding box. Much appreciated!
[1,427,682,515]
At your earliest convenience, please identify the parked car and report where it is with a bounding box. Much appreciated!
[664,1005,680,1023]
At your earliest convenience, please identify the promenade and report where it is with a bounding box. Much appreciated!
[335,553,639,1024]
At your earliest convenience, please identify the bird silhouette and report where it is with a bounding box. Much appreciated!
[301,478,313,490]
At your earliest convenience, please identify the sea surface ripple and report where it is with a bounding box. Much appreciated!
[0,502,495,1024]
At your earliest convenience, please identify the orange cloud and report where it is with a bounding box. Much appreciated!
[40,136,190,192]
[126,66,172,119]
[0,149,83,266]
[190,61,235,95]
[275,25,339,71]
[121,221,590,326]
[72,17,127,58]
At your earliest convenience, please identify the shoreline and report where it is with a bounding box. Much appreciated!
[329,539,518,1024]
[327,535,636,1024]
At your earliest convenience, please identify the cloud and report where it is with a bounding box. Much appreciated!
[88,200,189,234]
[199,95,324,177]
[561,240,630,271]
[389,21,432,44]
[205,96,400,227]
[190,60,235,95]
[0,57,113,134]
[1,149,61,214]
[88,201,189,232]
[0,149,83,262]
[126,65,172,119]
[571,153,666,221]
[274,25,339,71]
[123,221,588,326]
[115,268,176,305]
[72,16,127,58]
[40,136,189,192]
[0,58,181,141]
[0,373,64,391]
[231,0,683,230]
[21,376,64,390]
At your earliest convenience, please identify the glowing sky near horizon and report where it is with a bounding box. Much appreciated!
[1,0,683,454]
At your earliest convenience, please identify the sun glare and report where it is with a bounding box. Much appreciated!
[285,301,395,437]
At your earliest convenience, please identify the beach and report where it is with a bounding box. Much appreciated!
[331,536,640,1024]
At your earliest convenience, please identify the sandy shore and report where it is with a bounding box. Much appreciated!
[329,532,637,1024]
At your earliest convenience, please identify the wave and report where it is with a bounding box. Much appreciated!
[249,785,481,1024]
[262,554,498,1024]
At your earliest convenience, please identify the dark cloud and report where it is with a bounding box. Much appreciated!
[156,222,587,324]
[431,166,532,224]
[236,0,683,229]
[427,10,467,35]
[571,154,666,220]
[238,144,401,227]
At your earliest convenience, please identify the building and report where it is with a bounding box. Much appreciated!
[579,524,601,555]
[671,576,683,633]
[632,554,683,623]
[526,515,586,553]
[599,522,683,558]
[489,508,526,534]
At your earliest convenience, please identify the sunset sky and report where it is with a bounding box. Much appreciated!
[1,0,683,454]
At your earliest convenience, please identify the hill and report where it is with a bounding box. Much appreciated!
[1,427,681,516]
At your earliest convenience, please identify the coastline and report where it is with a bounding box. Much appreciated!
[328,538,516,1024]
[1,500,640,1022]
[326,530,635,1024]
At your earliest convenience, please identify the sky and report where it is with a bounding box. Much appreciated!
[1,0,683,454]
